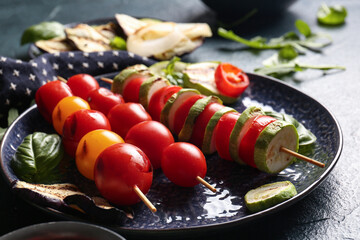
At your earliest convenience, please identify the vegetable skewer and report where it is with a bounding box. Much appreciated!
[34,79,157,213]
[101,64,325,170]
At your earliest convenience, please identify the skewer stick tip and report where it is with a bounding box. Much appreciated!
[196,176,216,193]
[101,77,114,84]
[57,75,67,83]
[280,146,325,168]
[133,185,157,213]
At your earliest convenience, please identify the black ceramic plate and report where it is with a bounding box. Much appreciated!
[0,72,342,238]
[0,221,126,240]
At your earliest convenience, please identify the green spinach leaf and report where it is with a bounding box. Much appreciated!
[11,132,64,183]
[21,21,65,45]
[317,3,347,25]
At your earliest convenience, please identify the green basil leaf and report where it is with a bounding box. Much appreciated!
[11,132,64,183]
[264,110,317,146]
[21,21,65,45]
[317,3,347,25]
[295,20,312,38]
[110,36,127,50]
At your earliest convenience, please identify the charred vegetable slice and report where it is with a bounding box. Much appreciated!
[65,24,112,52]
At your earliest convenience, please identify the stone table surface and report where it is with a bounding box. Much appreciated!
[0,0,359,239]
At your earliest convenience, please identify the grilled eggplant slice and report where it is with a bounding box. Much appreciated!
[65,24,112,52]
[35,37,75,53]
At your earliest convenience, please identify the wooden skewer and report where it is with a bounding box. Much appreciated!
[133,185,157,213]
[280,146,325,168]
[196,176,216,193]
[57,75,67,83]
[101,77,114,84]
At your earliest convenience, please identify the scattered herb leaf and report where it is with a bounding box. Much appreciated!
[295,19,312,37]
[255,53,345,78]
[21,21,65,45]
[110,36,127,50]
[317,3,347,25]
[11,132,64,184]
[279,45,298,61]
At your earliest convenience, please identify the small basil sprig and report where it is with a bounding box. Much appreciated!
[317,3,347,25]
[21,21,65,45]
[217,19,332,52]
[264,110,317,147]
[11,132,64,183]
[162,56,184,86]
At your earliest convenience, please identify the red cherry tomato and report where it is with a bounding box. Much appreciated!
[148,85,182,121]
[122,77,147,103]
[107,102,152,138]
[62,109,111,158]
[215,63,249,98]
[238,115,276,167]
[35,80,73,123]
[67,74,99,100]
[190,102,224,148]
[213,111,240,161]
[125,121,174,169]
[87,87,125,116]
[94,143,153,206]
[161,142,207,187]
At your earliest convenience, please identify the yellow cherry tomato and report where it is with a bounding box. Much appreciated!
[52,96,90,135]
[75,129,124,180]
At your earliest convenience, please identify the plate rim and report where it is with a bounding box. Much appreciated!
[0,72,343,236]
